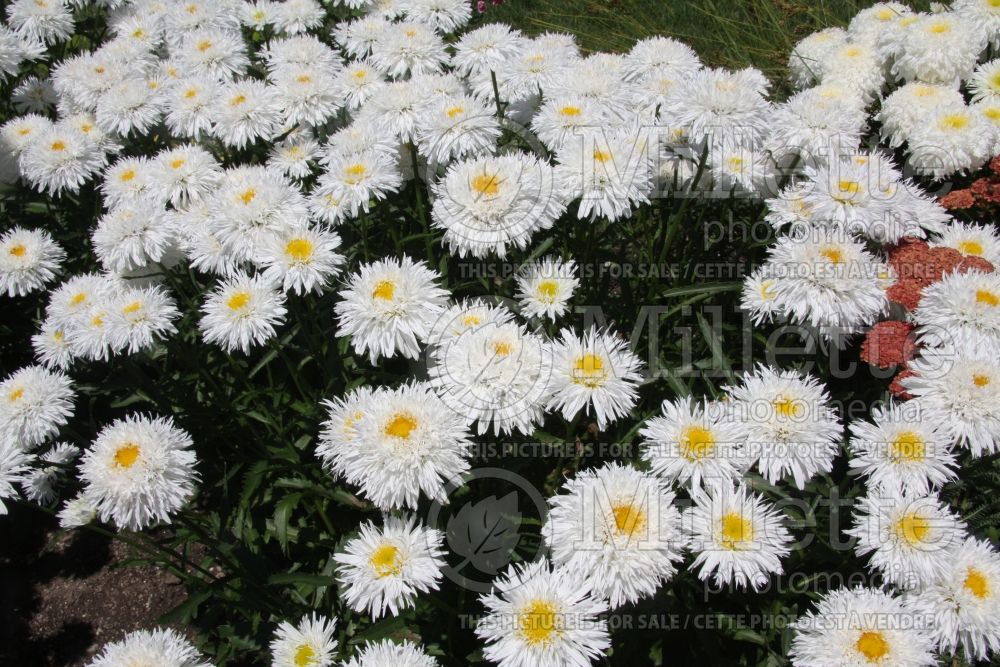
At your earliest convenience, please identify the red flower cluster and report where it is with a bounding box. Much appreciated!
[859,321,917,369]
[939,154,1000,210]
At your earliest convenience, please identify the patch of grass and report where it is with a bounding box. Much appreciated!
[480,0,930,87]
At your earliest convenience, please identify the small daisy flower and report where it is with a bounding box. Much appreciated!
[906,104,996,179]
[270,63,342,127]
[91,203,172,275]
[211,78,282,149]
[79,414,198,531]
[684,482,793,591]
[546,326,643,431]
[272,0,325,34]
[6,0,74,45]
[343,640,439,667]
[314,150,403,219]
[913,270,1000,349]
[553,131,652,222]
[0,227,65,297]
[199,271,287,354]
[0,365,74,450]
[334,256,449,364]
[163,74,220,139]
[87,627,211,667]
[32,318,73,370]
[19,122,109,196]
[335,515,446,618]
[370,20,447,79]
[105,284,180,355]
[100,156,154,207]
[258,225,345,296]
[414,94,501,165]
[0,444,32,514]
[267,135,320,180]
[544,462,687,608]
[148,144,223,207]
[176,28,249,78]
[270,614,338,667]
[515,257,578,322]
[931,220,1000,267]
[450,23,524,78]
[315,386,376,485]
[19,441,79,504]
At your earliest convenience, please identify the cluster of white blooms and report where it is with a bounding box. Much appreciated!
[2,0,1000,666]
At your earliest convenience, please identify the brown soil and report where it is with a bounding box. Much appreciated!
[0,507,190,666]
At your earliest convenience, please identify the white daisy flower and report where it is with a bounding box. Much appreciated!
[427,318,552,436]
[1,113,52,157]
[87,627,211,667]
[334,256,449,364]
[878,82,966,148]
[32,318,73,370]
[12,75,57,114]
[6,0,74,45]
[914,270,1000,349]
[0,444,32,514]
[640,396,747,491]
[262,34,341,73]
[258,225,344,296]
[163,74,220,139]
[847,488,967,588]
[45,272,119,331]
[931,220,1000,267]
[342,640,439,667]
[269,613,337,667]
[906,104,996,179]
[100,156,154,208]
[105,284,180,355]
[414,94,501,165]
[848,2,913,45]
[725,365,842,489]
[430,153,564,258]
[814,42,885,104]
[661,67,772,145]
[94,77,164,136]
[79,414,198,531]
[337,382,472,509]
[530,96,606,153]
[272,0,325,34]
[402,0,471,33]
[553,131,652,221]
[546,326,643,431]
[334,59,387,111]
[0,365,74,450]
[424,297,516,348]
[267,135,320,180]
[270,63,342,127]
[740,266,781,326]
[315,385,375,485]
[370,20,447,79]
[19,122,109,196]
[314,150,403,219]
[790,587,936,667]
[20,441,79,504]
[623,35,701,82]
[907,536,1000,661]
[684,482,793,591]
[515,256,578,322]
[211,78,282,148]
[176,28,249,78]
[788,28,848,89]
[334,16,391,59]
[148,144,223,207]
[92,203,172,275]
[450,23,524,78]
[58,492,97,528]
[199,271,287,354]
[886,13,987,85]
[360,80,423,143]
[848,402,957,495]
[475,558,610,667]
[334,515,446,618]
[544,462,687,608]
[969,58,1000,104]
[0,226,65,297]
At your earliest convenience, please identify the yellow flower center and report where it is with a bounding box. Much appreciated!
[973,373,991,387]
[284,238,313,262]
[843,46,863,58]
[344,163,367,184]
[183,87,198,99]
[70,292,87,306]
[984,107,1000,123]
[875,8,894,20]
[958,240,984,256]
[471,173,500,196]
[493,341,513,356]
[8,244,26,257]
[229,94,247,106]
[132,28,146,38]
[727,156,744,171]
[856,630,890,662]
[964,567,990,598]
[114,443,141,469]
[369,543,403,577]
[759,279,776,301]
[446,105,465,118]
[227,291,251,311]
[120,168,137,182]
[833,180,860,202]
[976,289,999,307]
[352,69,368,79]
[927,20,950,34]
[889,431,925,463]
[938,114,969,131]
[90,313,104,327]
[50,140,66,151]
[571,353,606,387]
[461,314,482,327]
[519,600,559,645]
[122,301,142,315]
[773,394,801,419]
[536,280,559,303]
[611,502,646,537]
[17,127,31,136]
[293,644,316,667]
[895,512,930,546]
[239,188,256,205]
[384,413,417,439]
[197,39,212,52]
[592,149,612,163]
[720,512,753,550]
[372,280,395,300]
[820,247,845,264]
[8,388,24,402]
[559,105,582,116]
[680,425,715,461]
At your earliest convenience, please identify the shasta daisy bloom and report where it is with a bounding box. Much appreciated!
[930,220,1000,267]
[757,229,889,334]
[814,41,885,104]
[322,119,398,161]
[46,272,120,330]
[343,383,472,508]
[19,123,109,196]
[243,1,277,29]
[176,28,249,78]
[343,640,439,667]
[270,613,337,667]
[424,297,516,349]
[848,402,957,495]
[553,131,652,221]
[531,96,606,153]
[13,76,56,114]
[685,482,793,591]
[969,59,1000,105]
[334,16,390,59]
[93,78,164,136]
[262,34,341,72]
[211,79,282,149]
[270,64,342,127]
[879,82,967,148]
[886,13,986,85]
[370,20,447,79]
[788,28,848,89]
[741,266,782,326]
[163,74,220,139]
[450,23,524,78]
[403,0,472,33]
[430,153,565,259]
[913,270,1000,348]
[273,0,325,34]
[314,150,403,219]
[6,0,74,45]
[315,385,376,484]
[105,284,180,355]
[32,319,73,370]
[148,144,223,207]
[92,203,172,275]
[334,256,449,364]
[208,165,311,263]
[199,271,287,354]
[335,60,387,111]
[0,365,74,450]
[258,225,344,295]
[334,515,446,618]
[661,67,772,145]
[515,256,578,321]
[360,80,422,142]
[101,156,154,207]
[623,35,700,82]
[414,95,501,165]
[789,587,936,667]
[476,558,610,667]
[485,37,577,105]
[20,441,80,504]
[546,326,643,430]
[906,104,996,179]
[0,444,32,514]
[544,462,687,608]
[87,627,211,667]
[427,319,553,435]
[58,492,97,528]
[1,113,51,157]
[847,488,967,588]
[902,341,1000,457]
[725,365,842,489]
[268,134,319,180]
[762,88,865,165]
[848,2,912,43]
[640,396,747,490]
[907,536,1000,660]
[0,227,65,297]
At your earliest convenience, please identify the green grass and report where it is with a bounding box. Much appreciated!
[480,0,930,86]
